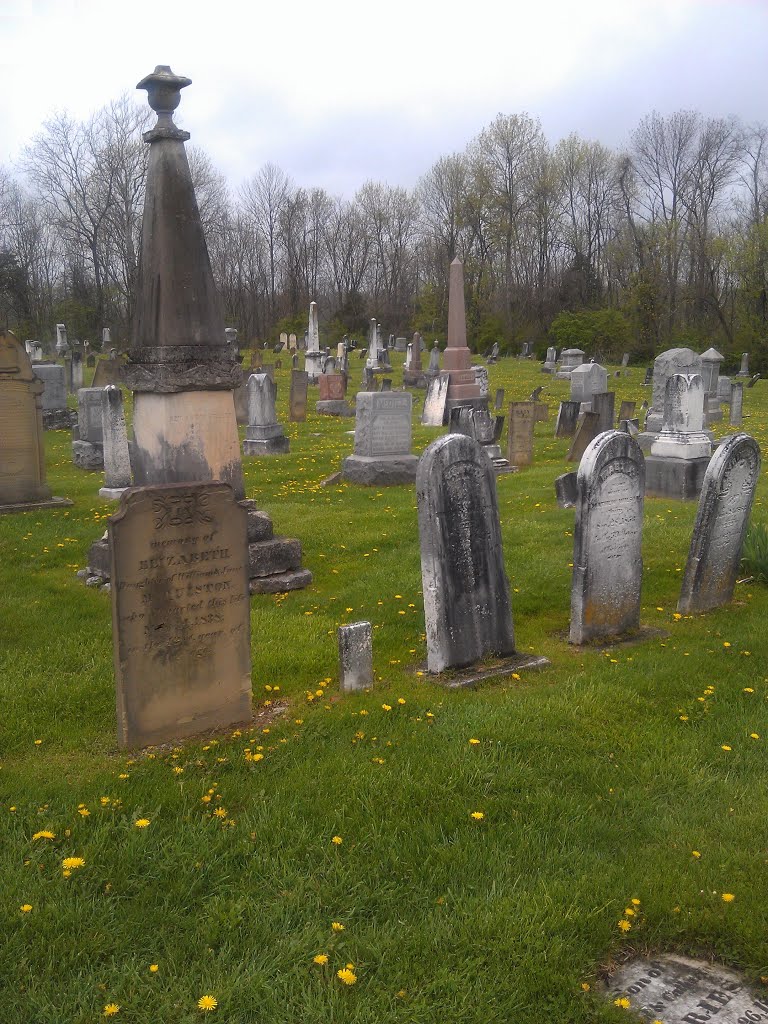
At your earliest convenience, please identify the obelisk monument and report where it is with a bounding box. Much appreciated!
[443,258,481,414]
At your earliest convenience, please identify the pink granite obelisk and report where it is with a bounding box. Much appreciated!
[444,258,481,404]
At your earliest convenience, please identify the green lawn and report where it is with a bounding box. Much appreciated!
[1,355,767,1023]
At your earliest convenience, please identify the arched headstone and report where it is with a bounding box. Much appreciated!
[678,433,760,614]
[570,430,645,644]
[417,434,515,672]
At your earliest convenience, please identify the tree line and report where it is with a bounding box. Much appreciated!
[2,95,767,369]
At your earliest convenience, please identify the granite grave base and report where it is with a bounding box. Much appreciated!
[316,399,354,416]
[72,440,104,470]
[644,454,710,500]
[341,453,419,486]
[422,652,550,689]
[242,435,290,455]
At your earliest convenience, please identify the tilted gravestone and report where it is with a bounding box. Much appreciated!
[0,332,70,511]
[421,374,449,426]
[569,430,645,644]
[566,411,600,463]
[555,400,580,438]
[110,481,252,748]
[289,369,309,422]
[417,433,515,672]
[678,433,760,615]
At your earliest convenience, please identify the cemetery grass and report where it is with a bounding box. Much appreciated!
[1,359,768,1023]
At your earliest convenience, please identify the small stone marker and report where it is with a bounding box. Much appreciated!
[554,471,578,509]
[621,352,630,367]
[91,357,123,388]
[678,432,760,615]
[605,954,768,1024]
[110,482,251,748]
[737,351,750,377]
[506,402,535,467]
[421,374,449,426]
[729,381,743,426]
[642,366,653,386]
[317,372,352,416]
[337,621,373,692]
[592,391,615,432]
[99,386,132,499]
[555,400,580,438]
[417,434,515,672]
[342,392,418,485]
[566,411,600,462]
[242,374,289,455]
[618,399,636,423]
[494,388,505,410]
[73,387,105,470]
[289,369,309,422]
[569,430,644,644]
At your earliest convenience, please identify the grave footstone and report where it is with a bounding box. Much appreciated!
[110,481,251,748]
[569,430,644,644]
[242,374,289,455]
[506,402,535,467]
[289,369,308,422]
[678,432,760,615]
[99,386,132,500]
[338,621,373,692]
[0,331,71,512]
[566,411,600,462]
[417,433,515,672]
[555,400,580,438]
[342,392,418,485]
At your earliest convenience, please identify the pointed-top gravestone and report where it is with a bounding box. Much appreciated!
[678,433,760,615]
[125,65,243,498]
[444,258,481,408]
[242,373,289,455]
[417,434,515,672]
[570,430,645,644]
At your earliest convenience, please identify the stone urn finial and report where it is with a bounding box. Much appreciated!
[136,65,192,142]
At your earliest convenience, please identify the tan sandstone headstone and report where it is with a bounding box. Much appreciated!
[110,481,252,748]
[0,331,54,508]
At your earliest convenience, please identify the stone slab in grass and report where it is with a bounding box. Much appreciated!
[603,953,768,1024]
[422,653,550,689]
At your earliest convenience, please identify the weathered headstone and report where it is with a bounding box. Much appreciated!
[570,363,607,409]
[55,323,68,356]
[494,388,505,411]
[73,387,105,470]
[33,362,74,429]
[395,336,407,352]
[474,364,490,398]
[99,386,132,499]
[0,332,70,511]
[304,300,323,382]
[542,345,557,374]
[566,411,600,463]
[342,392,418,485]
[621,352,630,367]
[317,372,352,416]
[555,400,580,438]
[700,346,724,424]
[646,373,711,500]
[232,367,249,424]
[421,374,449,426]
[289,369,308,422]
[426,343,441,377]
[110,481,251,748]
[729,381,743,426]
[338,621,373,692]
[506,402,535,467]
[643,347,702,436]
[642,366,653,386]
[592,391,615,432]
[569,430,644,644]
[736,351,750,377]
[717,375,732,403]
[242,374,289,455]
[554,471,578,509]
[555,348,584,379]
[605,954,768,1024]
[677,433,760,615]
[417,433,515,672]
[486,341,499,364]
[91,356,123,389]
[617,399,636,423]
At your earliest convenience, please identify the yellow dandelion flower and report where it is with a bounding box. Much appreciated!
[78,807,90,818]
[381,704,392,711]
[722,893,735,902]
[469,738,480,745]
[313,954,329,965]
[197,994,218,1011]
[213,808,227,818]
[102,1004,120,1017]
[614,996,630,1008]
[580,982,590,991]
[331,921,345,932]
[750,733,760,740]
[337,968,357,985]
[631,898,641,905]
[692,850,701,858]
[618,919,632,932]
[470,811,485,820]
[20,904,32,913]
[332,836,343,845]
[134,818,150,828]
[721,745,732,751]
[32,830,55,841]
[61,856,85,870]
[149,964,159,972]
[397,698,406,705]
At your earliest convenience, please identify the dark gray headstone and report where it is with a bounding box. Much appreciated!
[678,433,760,615]
[417,434,515,672]
[570,430,644,644]
[566,411,600,462]
[729,382,743,426]
[494,388,505,410]
[592,391,615,432]
[554,471,578,509]
[555,400,580,438]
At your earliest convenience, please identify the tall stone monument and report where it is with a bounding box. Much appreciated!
[304,301,323,383]
[678,433,760,615]
[0,332,71,512]
[443,258,481,415]
[570,430,645,644]
[417,433,515,672]
[645,374,711,500]
[99,385,132,499]
[121,66,243,498]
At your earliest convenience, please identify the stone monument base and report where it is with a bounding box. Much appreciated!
[72,440,104,470]
[644,455,711,500]
[315,399,354,416]
[0,496,73,516]
[242,436,290,455]
[99,486,129,502]
[403,371,428,389]
[342,453,419,486]
[43,408,77,431]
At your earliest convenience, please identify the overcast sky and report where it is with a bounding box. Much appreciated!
[2,0,766,197]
